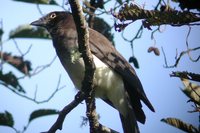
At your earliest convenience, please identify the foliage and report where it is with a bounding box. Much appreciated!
[29,109,59,123]
[9,25,51,39]
[0,111,14,128]
[170,71,200,82]
[0,0,200,133]
[0,71,25,93]
[113,3,200,31]
[161,117,199,133]
[12,0,58,5]
[181,78,200,106]
[161,72,200,132]
[0,52,32,75]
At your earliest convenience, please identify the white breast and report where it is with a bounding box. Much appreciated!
[61,54,129,116]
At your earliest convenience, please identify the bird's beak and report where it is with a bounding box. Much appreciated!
[30,19,46,27]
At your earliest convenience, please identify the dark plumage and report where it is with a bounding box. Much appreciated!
[31,11,155,133]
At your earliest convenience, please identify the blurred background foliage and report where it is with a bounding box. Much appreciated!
[0,0,200,133]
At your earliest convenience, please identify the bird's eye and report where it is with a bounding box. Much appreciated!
[50,13,56,19]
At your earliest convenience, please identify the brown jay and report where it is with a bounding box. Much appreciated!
[31,11,155,133]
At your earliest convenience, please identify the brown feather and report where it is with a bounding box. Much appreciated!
[38,10,155,118]
[31,11,155,132]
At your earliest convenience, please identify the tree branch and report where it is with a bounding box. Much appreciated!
[0,75,64,104]
[162,46,200,68]
[68,0,98,133]
[68,1,117,133]
[41,92,85,133]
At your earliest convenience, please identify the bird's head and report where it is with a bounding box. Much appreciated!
[31,11,72,30]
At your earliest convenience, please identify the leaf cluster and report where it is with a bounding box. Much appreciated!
[113,3,200,31]
[0,0,62,132]
[0,52,32,75]
[161,71,200,133]
[0,111,14,128]
[0,71,25,93]
[9,25,51,39]
[0,109,58,130]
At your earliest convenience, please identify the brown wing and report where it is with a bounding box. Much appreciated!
[88,29,155,116]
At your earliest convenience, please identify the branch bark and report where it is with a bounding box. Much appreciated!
[41,92,85,133]
[68,1,118,133]
[68,0,98,133]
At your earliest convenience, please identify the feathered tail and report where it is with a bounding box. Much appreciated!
[119,108,140,133]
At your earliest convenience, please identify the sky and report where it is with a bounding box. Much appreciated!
[0,0,200,133]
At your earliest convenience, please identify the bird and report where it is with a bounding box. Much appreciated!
[31,11,155,133]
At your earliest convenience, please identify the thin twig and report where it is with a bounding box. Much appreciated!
[171,23,200,27]
[12,39,23,56]
[21,121,31,133]
[23,45,33,57]
[162,46,200,68]
[185,26,200,62]
[36,4,43,15]
[11,127,19,133]
[18,55,57,79]
[121,25,143,56]
[162,46,173,68]
[41,92,85,133]
[34,85,38,100]
[12,39,33,57]
[154,0,164,10]
[0,75,65,104]
[186,26,191,49]
[150,27,159,47]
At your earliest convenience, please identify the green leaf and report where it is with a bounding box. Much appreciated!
[0,71,25,93]
[0,111,14,127]
[161,117,199,133]
[12,0,58,5]
[29,109,59,123]
[9,24,51,39]
[181,78,200,106]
